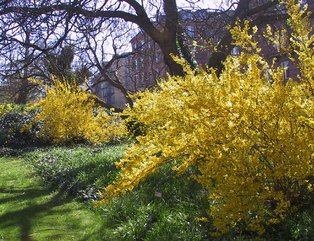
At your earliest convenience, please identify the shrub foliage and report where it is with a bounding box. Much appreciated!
[0,104,41,147]
[102,1,313,236]
[31,78,126,144]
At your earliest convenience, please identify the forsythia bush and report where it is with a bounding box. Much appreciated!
[32,78,126,144]
[101,1,313,236]
[0,103,21,117]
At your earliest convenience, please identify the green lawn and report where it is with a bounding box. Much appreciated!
[1,145,312,241]
[0,156,104,241]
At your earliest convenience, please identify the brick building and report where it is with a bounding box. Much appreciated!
[254,0,313,82]
[93,9,226,108]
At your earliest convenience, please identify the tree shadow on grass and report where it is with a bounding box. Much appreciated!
[0,187,50,205]
[0,155,116,241]
[0,186,74,241]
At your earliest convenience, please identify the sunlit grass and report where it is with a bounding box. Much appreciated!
[0,157,104,241]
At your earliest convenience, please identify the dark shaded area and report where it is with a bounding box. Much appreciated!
[0,185,73,241]
[0,109,50,149]
[28,148,122,202]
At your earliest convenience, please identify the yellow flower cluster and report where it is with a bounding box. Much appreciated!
[33,78,127,144]
[0,103,32,117]
[101,0,313,236]
[0,103,15,117]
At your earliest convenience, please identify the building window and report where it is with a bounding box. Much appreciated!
[100,82,106,89]
[231,46,240,56]
[139,56,144,69]
[102,83,114,105]
[274,31,284,51]
[134,59,139,70]
[155,52,159,63]
[186,25,195,38]
[276,3,287,14]
[281,60,290,80]
[139,39,145,48]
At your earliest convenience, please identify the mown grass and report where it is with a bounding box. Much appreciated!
[0,156,105,241]
[2,142,313,240]
[24,143,212,240]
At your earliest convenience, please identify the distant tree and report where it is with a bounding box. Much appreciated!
[45,45,91,85]
[0,27,40,104]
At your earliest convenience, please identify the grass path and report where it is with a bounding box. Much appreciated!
[0,156,104,241]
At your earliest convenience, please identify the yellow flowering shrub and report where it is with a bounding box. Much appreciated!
[0,103,18,116]
[0,103,34,116]
[32,78,126,144]
[100,0,313,236]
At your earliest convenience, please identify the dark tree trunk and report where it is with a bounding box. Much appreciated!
[15,30,32,104]
[159,36,184,76]
[15,79,29,104]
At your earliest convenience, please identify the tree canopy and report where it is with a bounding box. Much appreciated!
[0,0,293,105]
